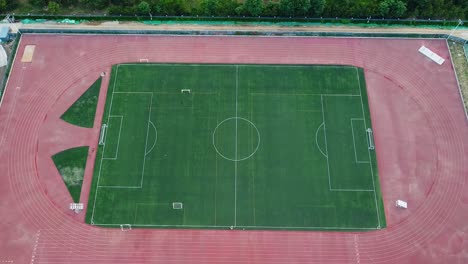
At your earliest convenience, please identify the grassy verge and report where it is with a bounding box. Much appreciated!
[52,146,89,203]
[60,77,102,128]
[448,41,468,116]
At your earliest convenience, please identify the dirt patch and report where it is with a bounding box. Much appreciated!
[59,166,84,186]
[448,42,468,115]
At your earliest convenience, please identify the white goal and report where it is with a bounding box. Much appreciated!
[99,124,107,145]
[181,89,191,94]
[120,224,132,231]
[366,128,375,150]
[173,202,183,209]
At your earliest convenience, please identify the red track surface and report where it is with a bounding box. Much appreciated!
[0,34,467,264]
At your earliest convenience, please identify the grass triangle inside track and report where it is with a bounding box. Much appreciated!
[61,77,102,128]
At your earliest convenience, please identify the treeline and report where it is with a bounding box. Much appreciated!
[2,0,467,19]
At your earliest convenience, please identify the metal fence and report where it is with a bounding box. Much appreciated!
[5,13,468,28]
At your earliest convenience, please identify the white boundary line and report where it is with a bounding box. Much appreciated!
[102,115,123,160]
[92,223,379,230]
[92,64,382,229]
[251,92,360,97]
[356,68,381,228]
[91,64,120,223]
[350,118,370,164]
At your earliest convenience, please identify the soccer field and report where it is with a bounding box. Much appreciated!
[86,63,386,230]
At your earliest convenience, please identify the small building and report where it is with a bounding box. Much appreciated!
[0,26,10,43]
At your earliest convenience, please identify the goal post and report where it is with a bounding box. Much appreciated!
[181,89,191,94]
[120,224,132,231]
[99,124,107,145]
[366,128,375,150]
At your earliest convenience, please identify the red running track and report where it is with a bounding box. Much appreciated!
[0,34,467,264]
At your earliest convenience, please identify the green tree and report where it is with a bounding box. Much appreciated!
[48,1,60,14]
[309,0,325,16]
[198,0,238,16]
[0,0,6,12]
[244,0,264,16]
[154,0,189,15]
[263,1,280,16]
[80,0,108,9]
[29,0,46,7]
[279,0,311,17]
[379,0,406,17]
[137,0,151,14]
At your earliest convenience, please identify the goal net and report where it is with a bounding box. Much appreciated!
[173,202,183,209]
[366,128,375,150]
[120,224,132,231]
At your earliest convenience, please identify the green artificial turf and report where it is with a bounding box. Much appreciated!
[61,77,102,128]
[86,64,386,230]
[52,146,89,203]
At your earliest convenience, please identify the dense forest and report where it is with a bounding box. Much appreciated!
[1,0,467,19]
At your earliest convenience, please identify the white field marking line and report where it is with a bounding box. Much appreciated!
[320,95,332,190]
[315,123,328,158]
[356,68,381,228]
[251,92,360,97]
[98,93,153,189]
[113,91,153,94]
[145,120,157,156]
[140,93,154,187]
[236,225,379,230]
[240,65,358,69]
[350,118,370,164]
[91,64,120,223]
[213,117,260,161]
[92,223,378,229]
[234,65,238,227]
[330,188,374,192]
[446,40,468,121]
[98,185,141,189]
[94,223,233,228]
[102,115,123,160]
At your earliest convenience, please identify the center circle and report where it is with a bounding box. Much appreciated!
[212,117,260,162]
